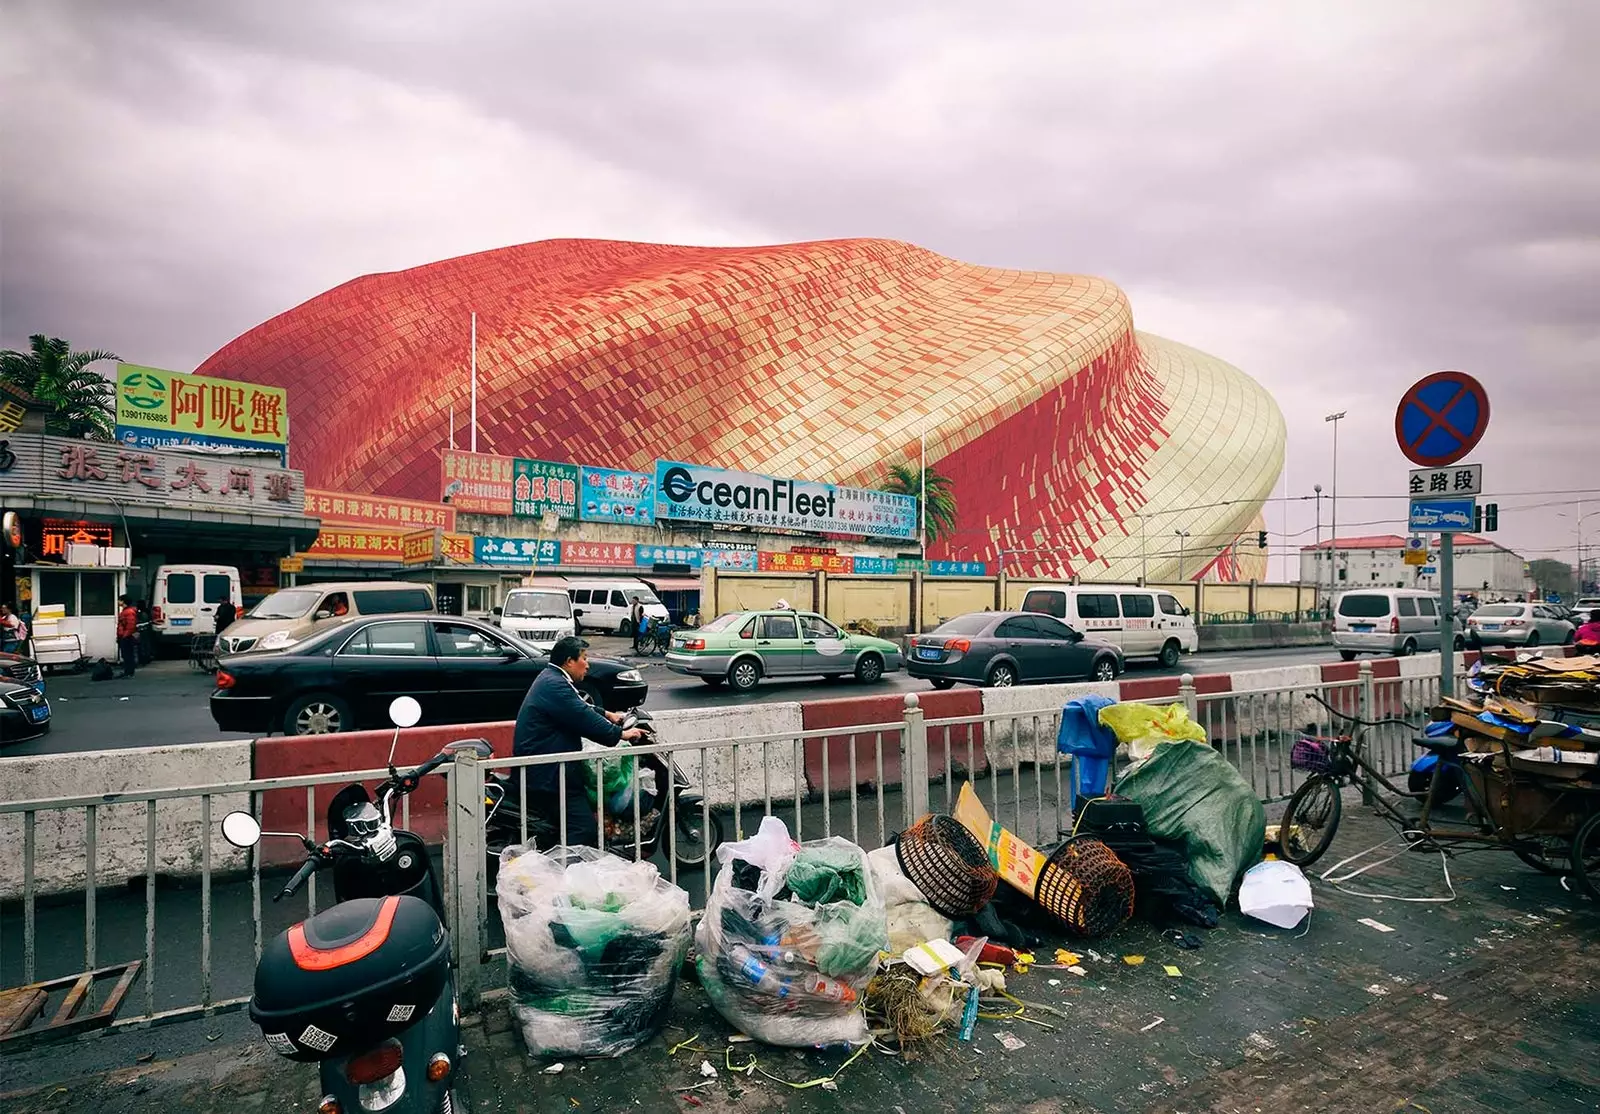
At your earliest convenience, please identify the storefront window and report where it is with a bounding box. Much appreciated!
[466,585,492,613]
[38,571,78,617]
[81,573,116,616]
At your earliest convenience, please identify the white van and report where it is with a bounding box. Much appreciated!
[496,587,577,650]
[151,564,241,645]
[1021,585,1198,666]
[567,579,669,635]
[1333,588,1456,659]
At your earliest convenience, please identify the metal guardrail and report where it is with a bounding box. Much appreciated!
[0,663,1465,1037]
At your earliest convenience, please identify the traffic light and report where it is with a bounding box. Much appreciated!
[1474,505,1482,532]
[1484,503,1498,532]
[1257,530,1268,549]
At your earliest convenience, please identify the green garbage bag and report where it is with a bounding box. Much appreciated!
[786,845,868,906]
[580,741,637,811]
[1113,739,1265,905]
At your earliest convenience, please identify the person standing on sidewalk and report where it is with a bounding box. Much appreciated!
[631,598,645,654]
[116,595,140,677]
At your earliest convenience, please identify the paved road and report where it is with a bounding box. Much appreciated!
[3,639,1344,758]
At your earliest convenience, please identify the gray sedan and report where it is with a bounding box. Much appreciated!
[1465,603,1575,648]
[906,611,1123,689]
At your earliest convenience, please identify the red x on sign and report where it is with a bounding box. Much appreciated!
[1394,371,1490,468]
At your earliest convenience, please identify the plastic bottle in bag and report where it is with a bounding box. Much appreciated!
[804,974,857,1004]
[728,944,793,999]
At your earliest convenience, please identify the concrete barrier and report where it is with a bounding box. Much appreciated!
[0,741,253,899]
[1197,621,1330,652]
[977,681,1119,766]
[799,689,985,794]
[651,703,804,808]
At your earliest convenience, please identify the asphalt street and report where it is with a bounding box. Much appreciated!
[2,637,1344,758]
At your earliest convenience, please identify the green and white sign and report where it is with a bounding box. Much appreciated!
[513,458,578,519]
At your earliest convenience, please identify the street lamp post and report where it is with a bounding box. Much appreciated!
[1325,411,1346,591]
[1314,484,1324,600]
[1175,529,1191,581]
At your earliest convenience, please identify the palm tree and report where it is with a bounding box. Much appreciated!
[880,462,958,547]
[0,335,120,440]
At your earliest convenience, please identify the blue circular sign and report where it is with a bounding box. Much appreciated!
[1395,371,1490,467]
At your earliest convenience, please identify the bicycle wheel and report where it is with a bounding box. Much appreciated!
[1277,775,1343,867]
[1572,813,1600,900]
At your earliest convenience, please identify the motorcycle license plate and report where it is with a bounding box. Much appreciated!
[916,647,942,661]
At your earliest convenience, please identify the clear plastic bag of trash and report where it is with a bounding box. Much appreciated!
[1239,859,1313,929]
[498,844,691,1057]
[697,818,887,1047]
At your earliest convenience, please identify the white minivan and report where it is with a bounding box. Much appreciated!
[567,579,670,635]
[1332,588,1460,659]
[1021,586,1198,666]
[150,564,242,646]
[496,587,577,650]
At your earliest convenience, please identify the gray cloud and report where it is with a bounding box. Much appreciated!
[3,0,1598,574]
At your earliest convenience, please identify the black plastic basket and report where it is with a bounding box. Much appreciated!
[1032,838,1135,939]
[894,814,999,919]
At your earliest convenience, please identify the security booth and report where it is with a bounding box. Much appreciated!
[0,433,319,654]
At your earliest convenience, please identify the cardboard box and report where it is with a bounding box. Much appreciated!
[954,783,1046,896]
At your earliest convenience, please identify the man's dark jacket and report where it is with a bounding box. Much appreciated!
[513,665,622,792]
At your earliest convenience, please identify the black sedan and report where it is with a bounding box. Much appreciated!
[1,677,51,742]
[906,612,1123,688]
[210,614,647,736]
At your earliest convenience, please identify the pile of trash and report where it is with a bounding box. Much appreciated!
[498,845,691,1058]
[696,818,889,1047]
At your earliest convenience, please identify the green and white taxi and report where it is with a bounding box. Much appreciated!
[666,609,904,692]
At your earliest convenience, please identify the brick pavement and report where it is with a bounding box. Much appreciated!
[4,806,1596,1113]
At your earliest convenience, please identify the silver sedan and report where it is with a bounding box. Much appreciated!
[1465,603,1575,648]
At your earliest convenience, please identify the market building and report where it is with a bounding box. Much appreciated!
[0,431,317,658]
[1300,534,1531,599]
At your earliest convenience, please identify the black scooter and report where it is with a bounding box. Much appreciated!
[221,696,490,1114]
[484,707,724,870]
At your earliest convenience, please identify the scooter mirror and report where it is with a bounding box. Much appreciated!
[388,696,422,729]
[221,811,262,849]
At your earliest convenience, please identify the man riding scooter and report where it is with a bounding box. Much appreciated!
[512,636,645,847]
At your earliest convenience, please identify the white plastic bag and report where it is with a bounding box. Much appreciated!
[713,815,798,899]
[1239,859,1313,929]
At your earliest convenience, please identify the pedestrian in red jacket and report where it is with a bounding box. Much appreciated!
[116,596,140,678]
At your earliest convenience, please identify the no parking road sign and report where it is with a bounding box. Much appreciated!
[1395,371,1490,467]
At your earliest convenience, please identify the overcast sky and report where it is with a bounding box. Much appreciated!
[3,0,1596,581]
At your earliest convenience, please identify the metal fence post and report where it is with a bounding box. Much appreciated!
[901,694,930,828]
[1358,661,1376,805]
[1179,673,1198,718]
[448,753,487,1011]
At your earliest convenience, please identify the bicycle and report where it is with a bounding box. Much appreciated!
[1276,694,1600,893]
[645,621,673,656]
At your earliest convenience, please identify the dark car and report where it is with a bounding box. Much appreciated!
[210,614,647,736]
[906,611,1123,689]
[0,677,51,742]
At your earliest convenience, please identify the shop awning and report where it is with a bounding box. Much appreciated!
[640,577,703,592]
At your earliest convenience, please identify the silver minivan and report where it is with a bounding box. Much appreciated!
[1332,588,1461,659]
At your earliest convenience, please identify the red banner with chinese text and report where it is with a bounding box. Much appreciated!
[440,450,514,515]
[306,528,407,561]
[758,551,854,574]
[561,540,638,568]
[307,489,456,532]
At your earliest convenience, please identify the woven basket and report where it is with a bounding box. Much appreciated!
[894,814,999,918]
[1032,838,1135,938]
[1290,737,1336,774]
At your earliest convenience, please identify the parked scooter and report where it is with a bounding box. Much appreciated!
[221,695,491,1114]
[483,706,724,870]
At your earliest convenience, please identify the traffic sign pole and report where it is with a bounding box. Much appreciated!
[1439,534,1454,698]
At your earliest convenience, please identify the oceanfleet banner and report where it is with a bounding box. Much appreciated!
[579,466,655,525]
[653,460,916,540]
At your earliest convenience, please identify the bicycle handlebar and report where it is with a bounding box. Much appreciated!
[1304,692,1424,733]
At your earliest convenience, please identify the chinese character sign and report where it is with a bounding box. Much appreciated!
[634,545,705,571]
[1407,464,1482,499]
[850,556,899,575]
[562,540,638,568]
[441,533,474,563]
[703,547,758,571]
[927,560,989,576]
[115,364,288,456]
[654,460,917,540]
[307,489,456,532]
[473,536,562,566]
[10,433,304,513]
[441,449,515,514]
[306,529,406,560]
[756,551,854,574]
[513,459,579,519]
[401,529,438,566]
[578,466,656,525]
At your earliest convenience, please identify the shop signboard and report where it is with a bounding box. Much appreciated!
[513,459,579,519]
[306,529,406,561]
[850,556,900,575]
[636,544,704,571]
[441,533,474,563]
[441,449,514,515]
[928,560,988,577]
[401,529,439,566]
[654,459,916,540]
[278,555,304,574]
[758,550,853,574]
[579,466,655,525]
[0,432,304,515]
[307,489,455,531]
[39,518,113,559]
[474,536,561,566]
[115,364,288,461]
[562,540,638,568]
[703,547,758,571]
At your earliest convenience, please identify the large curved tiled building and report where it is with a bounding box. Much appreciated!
[198,239,1284,580]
